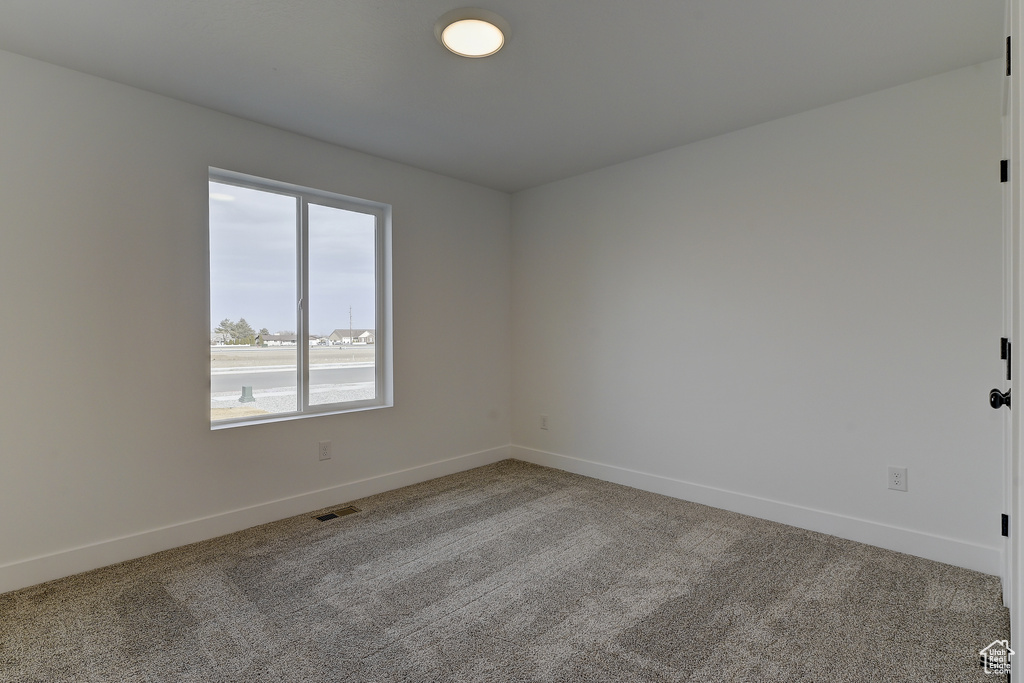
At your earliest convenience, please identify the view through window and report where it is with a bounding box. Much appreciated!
[209,171,389,426]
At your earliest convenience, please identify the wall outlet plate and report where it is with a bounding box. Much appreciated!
[318,441,332,461]
[888,466,907,492]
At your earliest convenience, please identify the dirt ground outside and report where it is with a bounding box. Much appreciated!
[210,406,270,421]
[211,345,375,368]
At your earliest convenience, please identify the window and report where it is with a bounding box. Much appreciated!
[209,169,391,427]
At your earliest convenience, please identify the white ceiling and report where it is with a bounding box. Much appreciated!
[0,1,1006,192]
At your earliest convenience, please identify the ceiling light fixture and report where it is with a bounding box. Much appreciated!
[435,8,510,58]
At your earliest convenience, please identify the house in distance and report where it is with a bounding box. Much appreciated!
[328,329,375,345]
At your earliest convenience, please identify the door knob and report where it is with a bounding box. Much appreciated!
[990,388,1011,409]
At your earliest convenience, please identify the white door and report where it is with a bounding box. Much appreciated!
[1006,0,1022,643]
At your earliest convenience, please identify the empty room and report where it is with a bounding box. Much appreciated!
[0,1,1021,681]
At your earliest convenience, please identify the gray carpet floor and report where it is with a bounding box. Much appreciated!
[0,459,1011,682]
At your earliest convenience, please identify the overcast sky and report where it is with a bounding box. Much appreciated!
[210,181,376,336]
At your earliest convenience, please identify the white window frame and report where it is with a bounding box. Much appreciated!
[209,168,393,429]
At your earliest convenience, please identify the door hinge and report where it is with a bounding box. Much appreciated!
[1002,160,1009,183]
[1002,514,1009,537]
[1002,337,1012,380]
[1007,36,1012,77]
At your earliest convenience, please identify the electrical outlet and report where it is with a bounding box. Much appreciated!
[888,467,907,492]
[540,415,549,431]
[318,441,332,461]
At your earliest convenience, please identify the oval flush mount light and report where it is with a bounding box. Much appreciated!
[435,8,511,58]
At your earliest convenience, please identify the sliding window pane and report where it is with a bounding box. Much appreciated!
[308,203,377,407]
[210,182,297,422]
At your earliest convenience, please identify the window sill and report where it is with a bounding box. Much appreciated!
[210,401,392,430]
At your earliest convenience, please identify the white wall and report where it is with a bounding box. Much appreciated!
[0,47,1005,594]
[0,50,512,593]
[511,61,1005,574]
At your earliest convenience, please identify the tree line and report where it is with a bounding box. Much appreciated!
[214,318,271,345]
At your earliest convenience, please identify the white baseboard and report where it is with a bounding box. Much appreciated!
[511,446,1003,577]
[4,444,1001,596]
[0,445,511,595]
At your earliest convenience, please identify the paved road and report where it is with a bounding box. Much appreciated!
[211,364,374,393]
